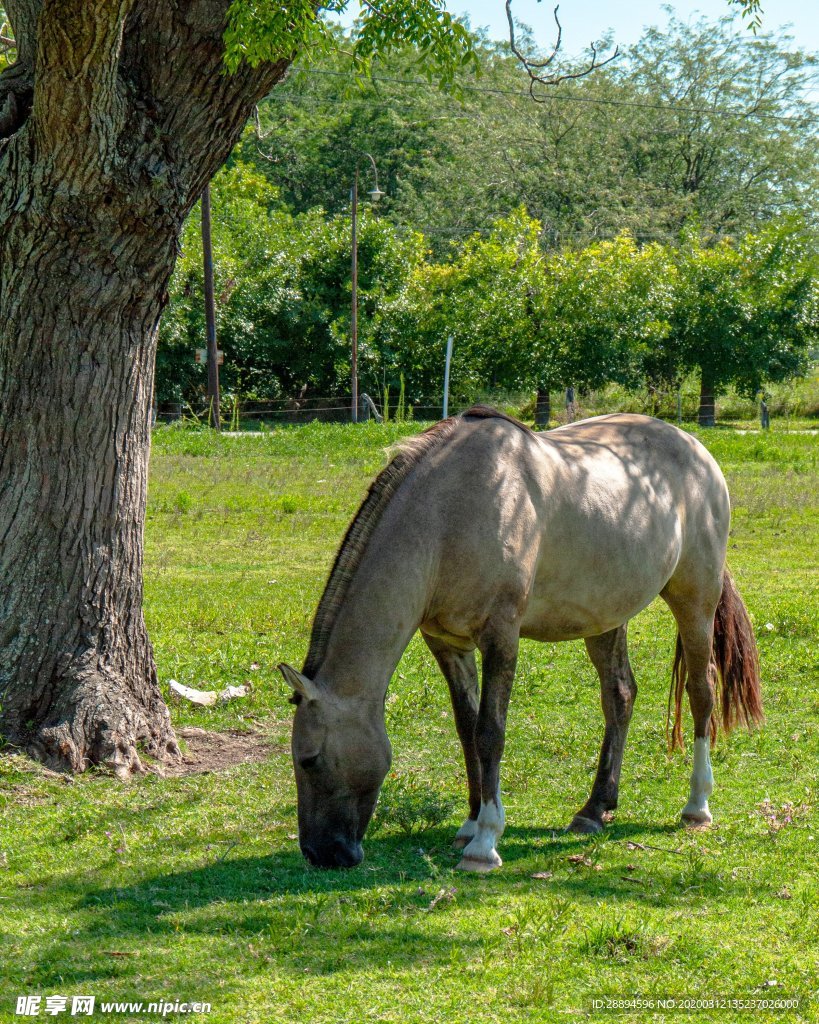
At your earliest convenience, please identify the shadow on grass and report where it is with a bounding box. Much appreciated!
[22,835,482,991]
[497,820,734,907]
[17,817,751,992]
[70,818,725,915]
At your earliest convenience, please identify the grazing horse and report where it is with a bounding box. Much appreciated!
[279,407,762,872]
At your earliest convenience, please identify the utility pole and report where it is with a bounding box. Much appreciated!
[350,169,359,424]
[201,183,221,431]
[349,154,383,423]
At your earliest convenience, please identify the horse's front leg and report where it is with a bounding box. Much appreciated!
[569,626,637,834]
[421,632,481,849]
[457,632,518,873]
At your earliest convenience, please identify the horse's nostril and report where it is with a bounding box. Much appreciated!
[301,838,363,869]
[333,841,364,868]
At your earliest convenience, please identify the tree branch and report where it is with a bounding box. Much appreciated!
[33,0,134,166]
[0,58,32,139]
[506,0,620,97]
[120,1,290,210]
[6,0,290,210]
[4,0,40,66]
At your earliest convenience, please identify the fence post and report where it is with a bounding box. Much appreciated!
[360,393,383,423]
[565,386,575,423]
[442,335,454,419]
[760,395,770,430]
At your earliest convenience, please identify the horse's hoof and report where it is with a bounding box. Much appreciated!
[681,809,712,827]
[456,852,502,873]
[568,814,603,834]
[681,798,712,826]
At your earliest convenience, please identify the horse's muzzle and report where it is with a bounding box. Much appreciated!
[302,838,364,869]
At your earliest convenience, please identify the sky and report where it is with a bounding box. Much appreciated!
[452,0,819,56]
[329,1,819,99]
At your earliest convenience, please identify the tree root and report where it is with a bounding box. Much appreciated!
[19,668,180,779]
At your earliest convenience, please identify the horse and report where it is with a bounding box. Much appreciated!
[278,406,762,872]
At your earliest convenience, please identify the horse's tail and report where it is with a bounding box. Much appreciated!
[668,567,764,751]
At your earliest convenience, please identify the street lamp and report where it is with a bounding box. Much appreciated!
[351,153,383,423]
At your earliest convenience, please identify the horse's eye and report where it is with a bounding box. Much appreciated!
[300,754,319,771]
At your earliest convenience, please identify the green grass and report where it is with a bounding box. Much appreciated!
[2,422,818,1023]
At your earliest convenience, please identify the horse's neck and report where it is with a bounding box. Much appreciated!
[314,527,429,701]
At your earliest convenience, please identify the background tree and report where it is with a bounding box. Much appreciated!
[0,0,476,775]
[158,183,818,425]
[160,163,425,402]
[233,13,819,252]
[625,15,819,238]
[388,209,552,403]
[378,215,678,418]
[539,234,676,399]
[670,221,818,425]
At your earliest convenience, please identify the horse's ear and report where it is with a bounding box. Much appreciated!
[278,663,320,703]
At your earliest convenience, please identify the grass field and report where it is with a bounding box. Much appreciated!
[1,420,817,1024]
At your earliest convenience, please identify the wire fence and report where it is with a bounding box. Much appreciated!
[154,376,818,430]
[155,384,689,428]
[155,393,458,427]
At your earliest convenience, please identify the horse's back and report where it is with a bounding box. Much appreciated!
[541,413,730,552]
[418,412,730,644]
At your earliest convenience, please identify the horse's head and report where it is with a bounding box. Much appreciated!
[279,663,391,868]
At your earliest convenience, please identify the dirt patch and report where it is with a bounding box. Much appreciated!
[163,727,278,776]
[0,729,279,781]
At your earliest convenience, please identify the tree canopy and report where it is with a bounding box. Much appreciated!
[160,176,818,418]
[159,163,425,401]
[150,9,819,423]
[231,12,819,250]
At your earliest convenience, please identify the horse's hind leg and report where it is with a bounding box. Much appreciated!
[457,629,519,872]
[422,632,481,849]
[664,592,717,826]
[569,625,637,834]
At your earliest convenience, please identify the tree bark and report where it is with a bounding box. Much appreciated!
[698,370,716,427]
[534,387,551,428]
[0,2,287,774]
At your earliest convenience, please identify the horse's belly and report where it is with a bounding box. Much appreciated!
[520,524,682,641]
[519,590,656,641]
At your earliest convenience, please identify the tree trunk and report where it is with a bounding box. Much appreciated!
[0,2,287,774]
[0,162,179,774]
[698,370,716,427]
[534,388,551,428]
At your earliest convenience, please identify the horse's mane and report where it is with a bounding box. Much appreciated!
[302,405,532,677]
[461,404,534,436]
